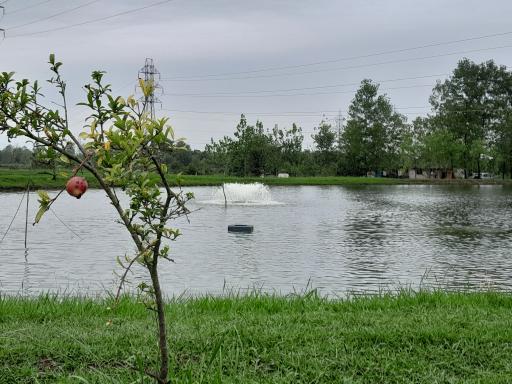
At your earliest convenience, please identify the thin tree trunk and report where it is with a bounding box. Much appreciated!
[463,133,468,179]
[149,262,169,384]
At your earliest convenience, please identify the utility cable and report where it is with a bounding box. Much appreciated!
[162,44,512,82]
[162,31,512,80]
[161,107,511,120]
[160,73,449,96]
[8,0,176,37]
[6,0,100,31]
[160,83,436,98]
[6,0,54,15]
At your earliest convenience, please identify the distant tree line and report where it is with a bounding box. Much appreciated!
[197,58,512,178]
[3,58,512,178]
[0,145,33,167]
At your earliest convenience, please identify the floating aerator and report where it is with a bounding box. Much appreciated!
[228,224,254,233]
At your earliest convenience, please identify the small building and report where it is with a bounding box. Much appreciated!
[408,168,456,180]
[408,169,428,180]
[277,173,289,178]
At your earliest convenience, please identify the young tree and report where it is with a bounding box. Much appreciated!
[312,120,337,174]
[312,120,336,152]
[32,145,61,179]
[341,79,406,175]
[272,123,304,174]
[208,115,277,176]
[0,55,193,383]
[430,58,510,178]
[204,136,233,175]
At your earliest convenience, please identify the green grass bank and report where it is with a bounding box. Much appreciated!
[2,291,512,383]
[0,168,509,191]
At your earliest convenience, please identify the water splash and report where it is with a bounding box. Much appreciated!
[207,183,279,205]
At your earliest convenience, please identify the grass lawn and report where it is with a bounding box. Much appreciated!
[0,168,508,191]
[1,291,512,383]
[0,168,99,191]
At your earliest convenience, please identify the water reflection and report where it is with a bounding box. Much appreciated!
[1,185,512,296]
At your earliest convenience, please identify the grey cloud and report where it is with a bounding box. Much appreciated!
[1,0,512,148]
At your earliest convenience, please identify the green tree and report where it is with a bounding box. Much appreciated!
[493,111,512,178]
[312,120,337,174]
[341,79,406,175]
[204,136,233,175]
[312,120,336,153]
[0,144,33,166]
[0,56,192,383]
[272,123,304,174]
[421,128,463,172]
[207,115,277,176]
[430,58,510,178]
[489,67,512,177]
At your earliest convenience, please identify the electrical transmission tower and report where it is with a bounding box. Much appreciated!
[137,58,162,120]
[334,110,344,148]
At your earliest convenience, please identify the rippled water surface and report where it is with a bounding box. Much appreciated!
[1,185,512,296]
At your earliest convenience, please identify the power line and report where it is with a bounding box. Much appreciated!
[164,108,505,120]
[5,0,55,15]
[162,105,508,115]
[154,64,510,97]
[163,109,413,117]
[6,0,100,31]
[160,73,449,96]
[159,106,511,128]
[8,0,176,38]
[114,72,453,99]
[160,83,436,98]
[162,44,512,82]
[162,31,512,80]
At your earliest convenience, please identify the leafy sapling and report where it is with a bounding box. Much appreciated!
[0,54,193,383]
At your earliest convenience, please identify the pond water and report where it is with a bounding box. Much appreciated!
[1,184,512,296]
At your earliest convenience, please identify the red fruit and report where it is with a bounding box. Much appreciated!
[66,176,88,199]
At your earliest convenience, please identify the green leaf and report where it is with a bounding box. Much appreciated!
[34,205,48,224]
[37,190,50,204]
[60,154,70,164]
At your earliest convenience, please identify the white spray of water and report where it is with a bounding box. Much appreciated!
[207,183,278,205]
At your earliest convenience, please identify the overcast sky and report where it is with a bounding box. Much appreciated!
[1,0,512,149]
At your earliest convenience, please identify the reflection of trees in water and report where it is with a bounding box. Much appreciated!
[429,189,512,244]
[339,204,395,291]
[6,185,512,295]
[421,264,512,292]
[339,186,445,292]
[338,185,512,292]
[420,188,512,290]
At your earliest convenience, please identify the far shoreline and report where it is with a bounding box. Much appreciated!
[0,168,510,191]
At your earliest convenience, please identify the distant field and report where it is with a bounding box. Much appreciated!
[0,168,98,190]
[0,168,508,191]
[165,174,406,186]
